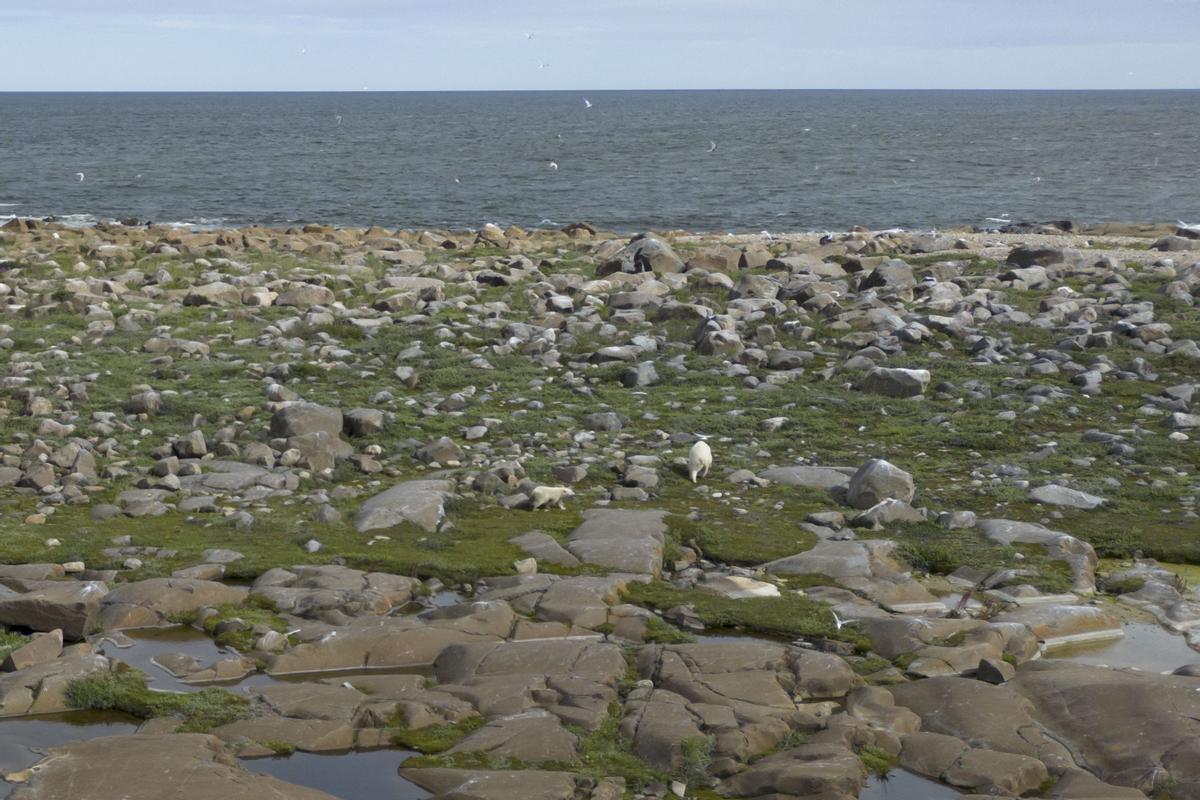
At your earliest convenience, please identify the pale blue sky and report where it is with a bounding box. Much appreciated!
[2,0,1198,91]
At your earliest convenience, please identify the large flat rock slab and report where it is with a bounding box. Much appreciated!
[399,768,577,800]
[6,733,338,799]
[565,508,668,575]
[1011,661,1200,796]
[759,465,854,491]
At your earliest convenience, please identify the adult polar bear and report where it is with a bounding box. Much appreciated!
[688,439,712,483]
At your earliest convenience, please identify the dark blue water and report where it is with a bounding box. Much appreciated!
[1,91,1197,231]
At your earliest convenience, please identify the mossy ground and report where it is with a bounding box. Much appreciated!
[65,667,251,732]
[199,596,290,651]
[2,243,1198,592]
[624,582,869,649]
[402,703,669,791]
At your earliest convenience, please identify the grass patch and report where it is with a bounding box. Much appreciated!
[201,596,289,651]
[403,704,666,792]
[624,582,867,649]
[857,746,900,778]
[675,735,716,789]
[390,717,485,753]
[642,615,696,644]
[0,630,31,661]
[65,668,251,733]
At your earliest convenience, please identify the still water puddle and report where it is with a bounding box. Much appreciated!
[95,626,243,691]
[1047,622,1199,673]
[0,712,139,797]
[860,769,959,800]
[242,748,430,800]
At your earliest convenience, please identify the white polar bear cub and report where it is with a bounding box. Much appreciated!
[531,485,576,510]
[688,439,712,483]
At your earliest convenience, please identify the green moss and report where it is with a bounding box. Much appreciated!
[259,740,296,756]
[202,596,289,651]
[1099,575,1146,596]
[642,615,696,645]
[850,656,892,675]
[65,668,251,733]
[390,717,485,753]
[624,582,867,649]
[858,746,900,778]
[403,704,666,792]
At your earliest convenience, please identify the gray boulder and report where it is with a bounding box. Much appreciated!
[355,480,453,533]
[846,459,915,510]
[859,367,930,398]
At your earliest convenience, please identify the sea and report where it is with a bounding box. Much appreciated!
[1,90,1197,232]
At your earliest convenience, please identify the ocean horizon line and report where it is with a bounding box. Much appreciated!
[2,87,1199,95]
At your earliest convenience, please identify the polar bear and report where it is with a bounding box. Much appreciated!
[688,439,712,483]
[530,485,576,510]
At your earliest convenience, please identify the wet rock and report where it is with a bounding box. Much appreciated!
[992,604,1123,650]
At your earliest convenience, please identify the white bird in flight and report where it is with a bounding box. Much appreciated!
[830,610,859,631]
[537,59,549,69]
[707,140,717,153]
[582,97,593,109]
[548,161,559,171]
[525,32,535,40]
[75,172,85,182]
[335,114,343,125]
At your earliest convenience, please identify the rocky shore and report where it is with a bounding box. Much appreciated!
[0,215,1198,799]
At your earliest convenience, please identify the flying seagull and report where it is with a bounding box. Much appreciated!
[537,59,549,69]
[525,32,535,40]
[75,172,85,182]
[335,114,343,125]
[548,161,559,171]
[582,97,593,109]
[707,140,717,153]
[830,610,859,631]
